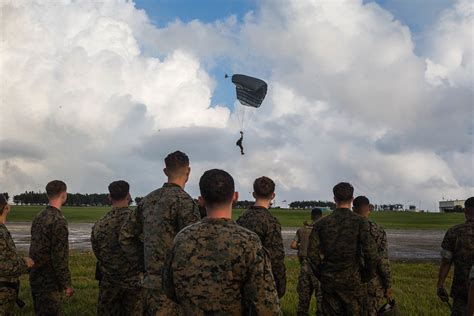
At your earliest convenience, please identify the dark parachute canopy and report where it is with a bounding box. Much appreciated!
[231,74,267,108]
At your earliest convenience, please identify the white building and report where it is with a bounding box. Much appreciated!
[439,200,465,213]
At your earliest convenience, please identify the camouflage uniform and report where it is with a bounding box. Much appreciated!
[236,206,286,298]
[367,221,392,316]
[308,208,379,316]
[293,221,323,316]
[163,217,281,315]
[29,205,71,316]
[0,223,28,315]
[119,183,200,316]
[440,218,474,316]
[91,206,144,316]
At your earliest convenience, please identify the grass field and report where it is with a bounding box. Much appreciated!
[9,205,465,230]
[13,252,452,315]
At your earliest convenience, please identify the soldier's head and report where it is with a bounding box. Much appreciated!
[465,197,474,219]
[311,208,323,221]
[0,194,10,217]
[253,176,276,202]
[46,180,67,205]
[108,180,131,206]
[333,182,354,207]
[164,151,191,185]
[198,169,238,218]
[353,196,370,218]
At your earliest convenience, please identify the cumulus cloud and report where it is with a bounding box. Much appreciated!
[0,0,472,209]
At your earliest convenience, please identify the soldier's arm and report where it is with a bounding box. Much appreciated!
[290,231,299,250]
[119,207,144,271]
[176,197,201,231]
[266,220,286,298]
[243,241,282,316]
[437,228,455,289]
[307,225,322,279]
[0,230,28,277]
[360,219,378,282]
[90,225,100,260]
[468,266,474,316]
[50,219,72,290]
[162,244,178,303]
[378,229,392,289]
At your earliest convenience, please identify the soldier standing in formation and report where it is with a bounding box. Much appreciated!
[236,176,286,298]
[308,182,379,316]
[437,196,474,315]
[0,194,34,315]
[120,151,201,315]
[291,208,323,316]
[353,197,392,315]
[91,181,143,315]
[163,169,281,315]
[29,180,74,315]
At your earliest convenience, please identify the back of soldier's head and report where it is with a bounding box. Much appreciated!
[311,208,322,220]
[253,176,275,199]
[353,196,370,214]
[46,180,67,200]
[108,180,130,202]
[164,151,189,177]
[465,197,474,215]
[333,182,354,204]
[199,169,234,208]
[0,194,8,215]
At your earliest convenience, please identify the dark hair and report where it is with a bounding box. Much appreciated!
[199,169,234,207]
[165,151,189,174]
[253,176,275,199]
[0,194,7,215]
[46,180,67,199]
[108,180,130,201]
[465,197,474,210]
[353,196,370,210]
[311,208,322,220]
[333,182,354,203]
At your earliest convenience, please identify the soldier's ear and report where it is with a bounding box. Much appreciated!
[252,192,257,199]
[233,192,239,203]
[198,196,205,207]
[163,168,168,177]
[108,194,113,203]
[271,192,276,200]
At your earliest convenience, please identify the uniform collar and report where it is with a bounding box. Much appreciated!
[249,205,268,211]
[163,182,182,190]
[47,205,62,214]
[333,208,352,213]
[202,217,234,224]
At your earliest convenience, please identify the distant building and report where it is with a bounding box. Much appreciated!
[439,199,465,213]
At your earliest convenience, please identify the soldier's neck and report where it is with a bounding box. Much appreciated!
[48,199,63,210]
[167,178,186,190]
[206,207,232,219]
[0,214,6,224]
[112,199,129,208]
[254,199,271,209]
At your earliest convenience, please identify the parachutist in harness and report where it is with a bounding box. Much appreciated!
[236,131,244,155]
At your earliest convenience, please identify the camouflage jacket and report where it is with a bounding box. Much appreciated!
[294,220,317,259]
[440,218,474,300]
[470,265,474,281]
[91,206,143,288]
[119,183,200,289]
[308,208,379,294]
[367,221,392,294]
[163,218,281,316]
[0,223,28,283]
[29,206,71,293]
[236,206,286,297]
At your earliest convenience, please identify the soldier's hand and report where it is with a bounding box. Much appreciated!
[436,287,449,302]
[65,287,74,298]
[23,257,34,268]
[384,288,393,299]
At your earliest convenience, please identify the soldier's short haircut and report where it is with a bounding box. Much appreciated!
[165,151,189,174]
[465,197,474,211]
[108,180,130,201]
[311,208,322,220]
[0,194,7,215]
[46,180,67,199]
[253,176,275,199]
[199,169,234,207]
[333,182,354,203]
[353,196,370,210]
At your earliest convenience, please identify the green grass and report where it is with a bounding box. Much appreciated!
[13,253,452,315]
[9,205,465,230]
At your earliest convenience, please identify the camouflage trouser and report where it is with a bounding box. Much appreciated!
[144,288,181,316]
[320,288,368,316]
[367,290,385,316]
[97,281,143,316]
[296,259,322,316]
[450,297,467,316]
[0,287,16,316]
[32,291,62,316]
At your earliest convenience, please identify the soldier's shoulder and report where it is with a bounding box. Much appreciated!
[369,220,385,232]
[175,221,203,240]
[0,224,7,236]
[446,222,468,235]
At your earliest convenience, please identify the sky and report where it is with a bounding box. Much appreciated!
[0,0,472,211]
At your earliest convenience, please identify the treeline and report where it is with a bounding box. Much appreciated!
[289,200,336,210]
[12,191,112,206]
